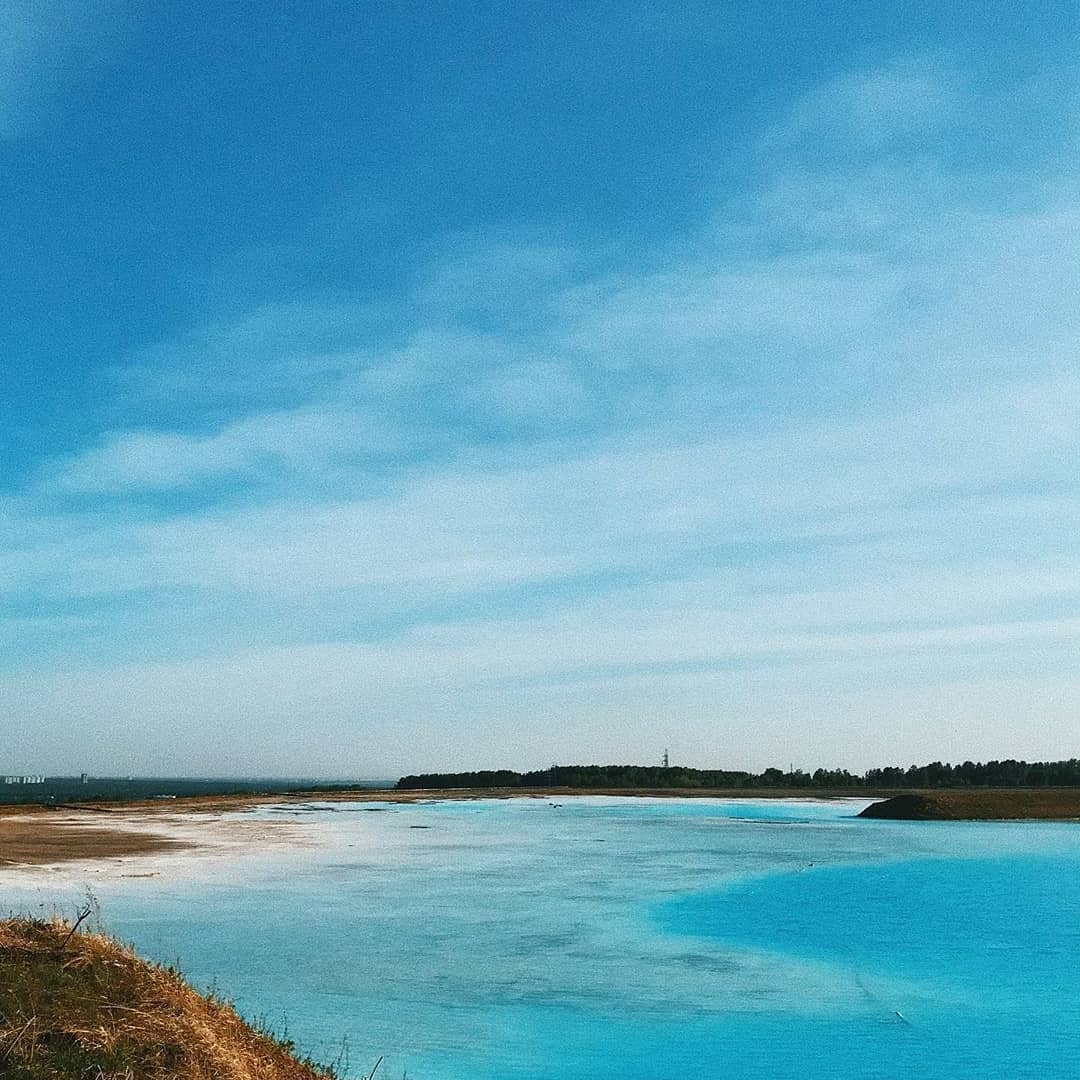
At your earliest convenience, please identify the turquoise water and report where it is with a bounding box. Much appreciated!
[6,796,1080,1078]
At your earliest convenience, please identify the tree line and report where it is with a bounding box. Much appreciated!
[397,758,1080,791]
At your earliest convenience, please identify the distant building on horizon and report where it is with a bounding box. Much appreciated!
[2,775,45,784]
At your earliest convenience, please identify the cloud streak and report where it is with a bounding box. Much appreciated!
[5,51,1080,773]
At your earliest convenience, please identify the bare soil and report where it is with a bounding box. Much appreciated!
[858,788,1080,820]
[0,812,191,866]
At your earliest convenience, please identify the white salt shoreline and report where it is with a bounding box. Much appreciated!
[0,805,326,891]
[0,794,875,898]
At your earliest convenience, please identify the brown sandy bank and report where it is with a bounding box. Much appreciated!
[0,802,316,869]
[859,788,1080,820]
[0,811,192,866]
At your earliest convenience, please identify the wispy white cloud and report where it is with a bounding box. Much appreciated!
[53,405,404,494]
[562,254,903,367]
[12,368,1080,610]
[770,57,964,154]
[6,52,1080,772]
[108,301,382,416]
[414,241,577,324]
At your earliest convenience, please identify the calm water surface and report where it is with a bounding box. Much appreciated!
[6,796,1080,1079]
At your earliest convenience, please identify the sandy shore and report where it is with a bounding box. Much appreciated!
[4,785,1073,875]
[0,787,859,869]
[0,804,318,874]
[0,812,189,865]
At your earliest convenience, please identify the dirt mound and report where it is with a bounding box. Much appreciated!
[859,794,947,819]
[859,789,1080,820]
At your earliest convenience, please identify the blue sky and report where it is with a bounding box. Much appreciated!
[2,2,1079,777]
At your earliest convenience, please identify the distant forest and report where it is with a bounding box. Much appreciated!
[0,777,382,806]
[397,759,1080,791]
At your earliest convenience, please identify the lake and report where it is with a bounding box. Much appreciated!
[6,795,1080,1078]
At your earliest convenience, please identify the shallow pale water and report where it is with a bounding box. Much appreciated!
[6,796,1080,1078]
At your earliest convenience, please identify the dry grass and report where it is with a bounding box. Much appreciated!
[0,917,336,1079]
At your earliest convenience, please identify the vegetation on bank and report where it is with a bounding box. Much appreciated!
[0,917,337,1080]
[397,758,1080,791]
[0,777,386,807]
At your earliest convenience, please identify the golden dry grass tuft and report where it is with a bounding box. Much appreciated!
[0,917,337,1080]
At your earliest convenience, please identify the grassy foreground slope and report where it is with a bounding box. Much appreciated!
[0,918,335,1080]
